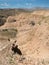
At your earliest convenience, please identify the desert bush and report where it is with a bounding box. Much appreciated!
[30,21,35,26]
[2,29,8,31]
[0,29,18,38]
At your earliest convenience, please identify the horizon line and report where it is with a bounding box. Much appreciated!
[0,7,49,9]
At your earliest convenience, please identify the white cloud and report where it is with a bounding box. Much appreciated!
[0,3,9,7]
[26,3,32,6]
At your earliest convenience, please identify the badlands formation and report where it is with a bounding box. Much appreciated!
[0,9,49,65]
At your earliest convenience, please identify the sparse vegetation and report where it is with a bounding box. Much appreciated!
[0,29,18,38]
[30,21,35,26]
[38,21,41,25]
[0,9,49,65]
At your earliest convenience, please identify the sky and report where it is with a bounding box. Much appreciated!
[0,0,49,8]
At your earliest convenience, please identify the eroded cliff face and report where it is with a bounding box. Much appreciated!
[0,9,49,65]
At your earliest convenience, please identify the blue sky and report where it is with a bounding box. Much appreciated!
[0,0,49,8]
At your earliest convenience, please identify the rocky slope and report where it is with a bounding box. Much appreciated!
[0,9,49,65]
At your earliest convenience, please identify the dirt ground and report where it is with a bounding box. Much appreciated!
[0,9,49,65]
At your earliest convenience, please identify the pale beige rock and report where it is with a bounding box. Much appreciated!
[0,9,49,65]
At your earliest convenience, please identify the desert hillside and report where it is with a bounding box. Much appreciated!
[0,9,49,65]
